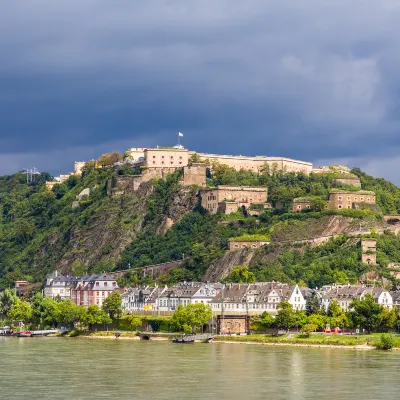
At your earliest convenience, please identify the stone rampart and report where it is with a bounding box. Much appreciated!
[228,240,270,251]
[182,163,207,187]
[333,177,361,187]
[193,152,312,174]
[107,175,143,196]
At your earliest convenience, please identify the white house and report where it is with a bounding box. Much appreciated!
[321,285,393,312]
[210,283,306,315]
[44,271,75,300]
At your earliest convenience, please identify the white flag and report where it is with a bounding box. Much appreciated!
[178,132,184,137]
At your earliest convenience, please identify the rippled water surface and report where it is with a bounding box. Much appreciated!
[1,337,399,399]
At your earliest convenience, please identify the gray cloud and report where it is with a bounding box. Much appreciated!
[1,1,400,180]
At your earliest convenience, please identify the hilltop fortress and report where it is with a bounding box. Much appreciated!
[48,145,313,188]
[48,144,377,216]
[126,147,313,174]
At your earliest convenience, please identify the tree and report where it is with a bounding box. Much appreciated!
[327,300,343,318]
[52,183,68,199]
[158,268,194,285]
[40,297,61,327]
[350,294,383,333]
[332,313,349,330]
[305,293,322,316]
[172,303,212,333]
[293,310,307,330]
[81,305,111,330]
[127,316,143,331]
[275,301,296,331]
[8,298,32,324]
[380,307,398,330]
[0,289,17,319]
[188,153,203,165]
[102,291,122,319]
[300,323,317,336]
[71,259,87,277]
[252,312,275,331]
[9,219,36,244]
[81,160,96,173]
[306,314,327,330]
[57,300,85,326]
[310,198,326,212]
[224,265,256,284]
[97,152,122,167]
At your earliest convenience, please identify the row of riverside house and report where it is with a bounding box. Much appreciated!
[122,282,306,315]
[44,271,119,307]
[43,272,397,314]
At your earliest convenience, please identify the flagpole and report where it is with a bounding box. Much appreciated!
[178,132,180,147]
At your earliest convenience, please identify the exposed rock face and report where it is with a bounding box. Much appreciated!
[77,188,90,200]
[203,249,255,282]
[157,187,199,234]
[204,215,389,282]
[270,215,386,242]
[39,181,198,275]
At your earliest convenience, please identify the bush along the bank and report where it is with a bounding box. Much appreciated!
[376,333,395,350]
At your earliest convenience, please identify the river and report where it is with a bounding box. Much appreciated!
[0,337,399,400]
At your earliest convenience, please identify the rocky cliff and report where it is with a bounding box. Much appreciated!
[38,180,199,275]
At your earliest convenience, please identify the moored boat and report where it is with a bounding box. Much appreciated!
[172,335,195,344]
[17,331,32,337]
[0,326,13,336]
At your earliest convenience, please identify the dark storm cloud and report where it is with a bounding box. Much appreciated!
[1,1,400,181]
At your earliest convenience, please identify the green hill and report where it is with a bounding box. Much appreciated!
[1,163,400,289]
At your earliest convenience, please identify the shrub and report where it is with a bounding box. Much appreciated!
[300,324,317,336]
[376,333,394,350]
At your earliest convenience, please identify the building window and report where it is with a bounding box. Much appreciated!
[104,282,108,286]
[161,161,164,164]
[338,196,342,200]
[338,205,342,209]
[179,156,182,159]
[161,156,164,158]
[153,156,156,158]
[153,161,155,164]
[96,282,99,286]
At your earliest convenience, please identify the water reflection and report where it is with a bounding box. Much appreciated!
[0,338,399,400]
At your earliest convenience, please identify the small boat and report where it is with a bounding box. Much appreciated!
[17,331,32,337]
[0,327,13,336]
[31,330,58,337]
[172,335,195,344]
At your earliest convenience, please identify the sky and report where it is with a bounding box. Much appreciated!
[1,1,400,183]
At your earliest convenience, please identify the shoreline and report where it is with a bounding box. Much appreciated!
[64,333,396,350]
[212,339,376,350]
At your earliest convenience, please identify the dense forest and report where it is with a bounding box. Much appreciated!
[1,160,400,290]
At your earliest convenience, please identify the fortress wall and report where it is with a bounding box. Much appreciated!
[192,152,312,174]
[183,163,207,187]
[333,178,361,187]
[228,240,270,251]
